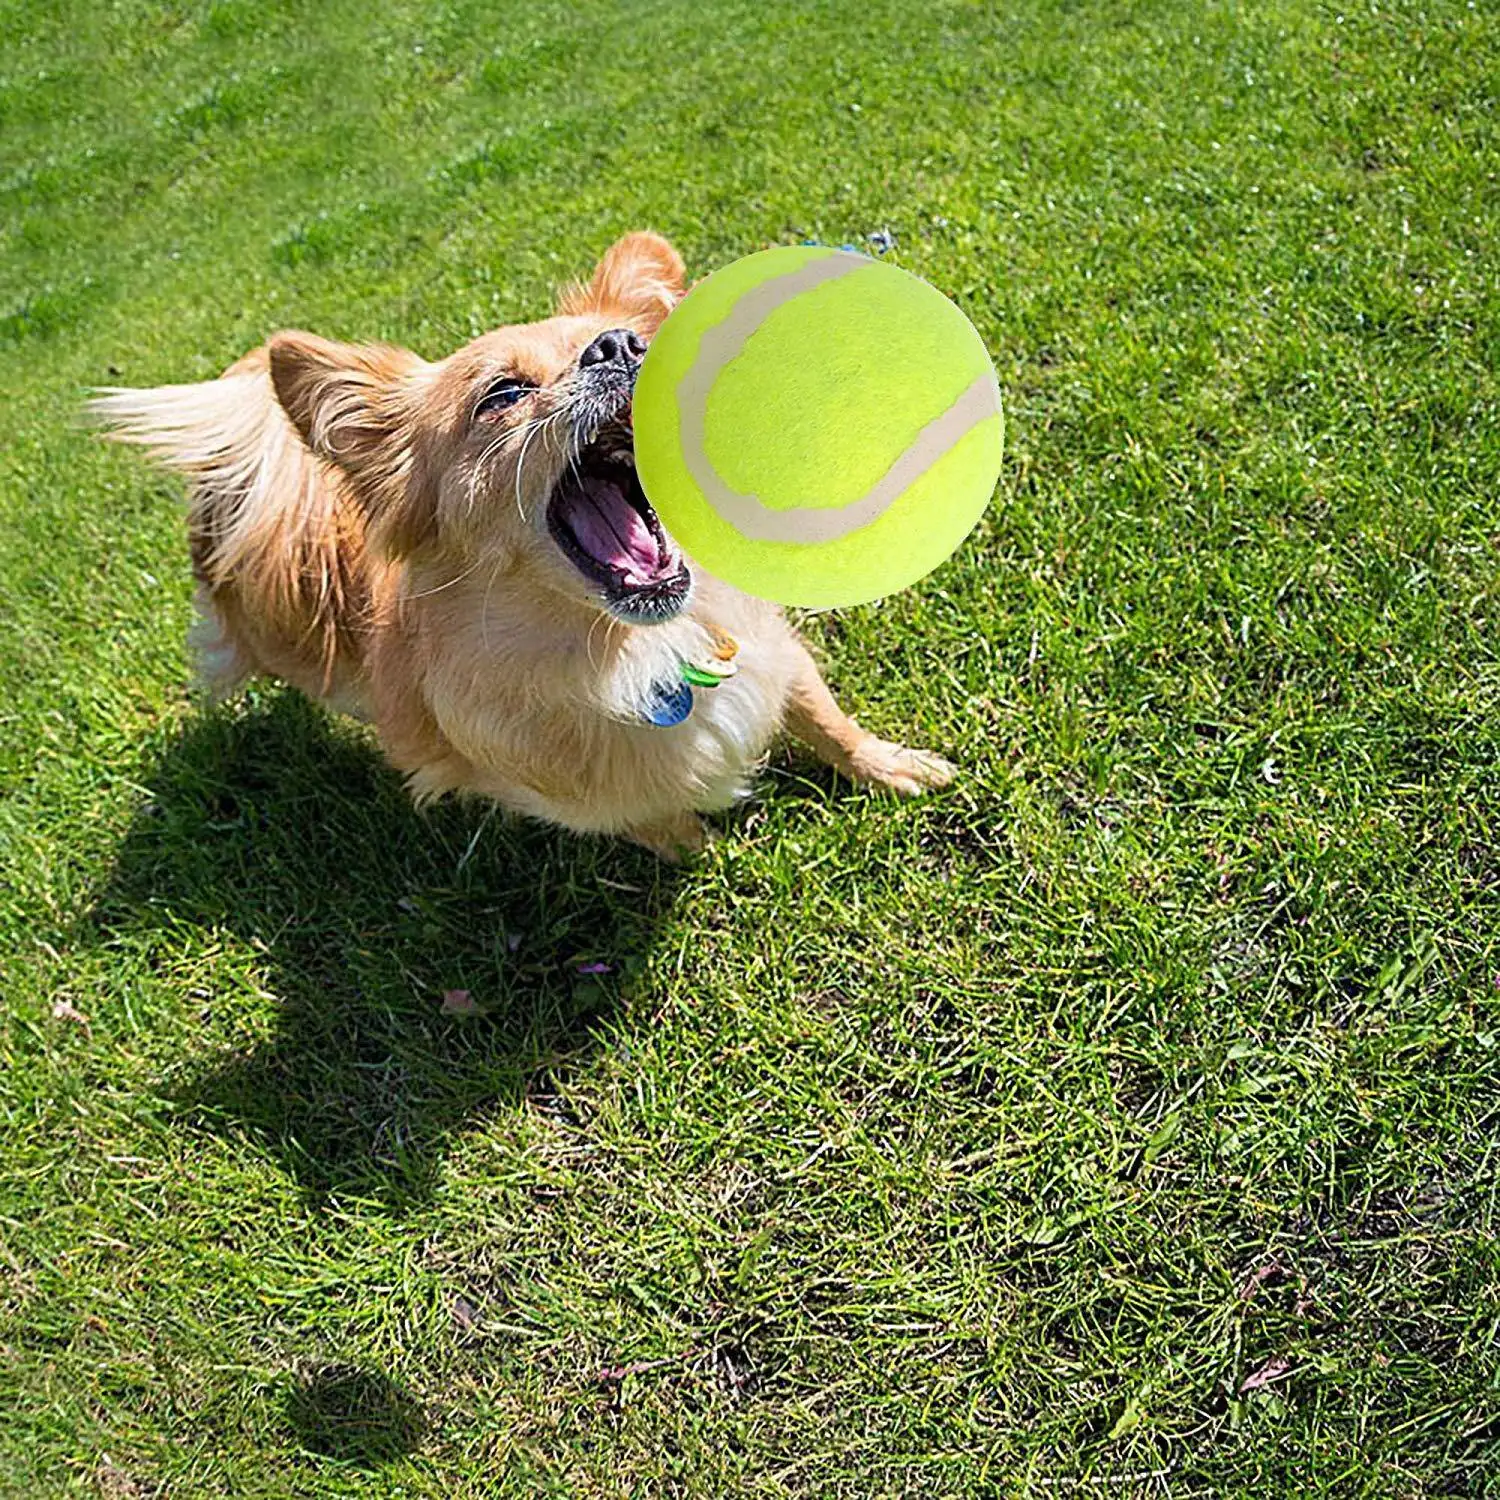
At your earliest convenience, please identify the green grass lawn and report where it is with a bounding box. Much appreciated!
[3,0,1498,1492]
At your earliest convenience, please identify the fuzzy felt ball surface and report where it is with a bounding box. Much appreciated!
[632,245,1004,608]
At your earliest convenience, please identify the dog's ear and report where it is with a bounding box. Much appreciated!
[269,331,438,555]
[558,231,686,333]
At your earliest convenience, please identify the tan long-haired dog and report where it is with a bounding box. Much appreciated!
[92,233,955,859]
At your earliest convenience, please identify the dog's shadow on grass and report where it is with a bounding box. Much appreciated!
[88,686,681,1214]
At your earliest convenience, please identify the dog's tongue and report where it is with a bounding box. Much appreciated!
[562,476,670,581]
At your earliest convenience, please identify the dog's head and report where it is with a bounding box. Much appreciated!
[269,232,692,625]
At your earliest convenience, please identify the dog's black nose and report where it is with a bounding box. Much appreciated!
[579,328,646,369]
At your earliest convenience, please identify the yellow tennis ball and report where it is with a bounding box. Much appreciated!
[632,245,1003,609]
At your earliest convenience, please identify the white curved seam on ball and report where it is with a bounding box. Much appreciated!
[676,253,1001,545]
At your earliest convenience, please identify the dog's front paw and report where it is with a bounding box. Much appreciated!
[626,812,711,864]
[848,739,958,797]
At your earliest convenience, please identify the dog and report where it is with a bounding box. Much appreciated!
[91,232,955,860]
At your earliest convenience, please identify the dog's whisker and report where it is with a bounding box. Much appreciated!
[511,420,545,522]
[585,602,616,671]
[466,397,586,527]
[468,430,511,519]
[479,550,508,656]
[513,397,586,520]
[406,554,486,600]
[511,404,568,515]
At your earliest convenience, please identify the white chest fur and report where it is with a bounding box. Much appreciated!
[413,574,801,835]
[579,584,801,821]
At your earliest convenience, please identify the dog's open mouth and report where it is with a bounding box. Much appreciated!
[546,423,691,621]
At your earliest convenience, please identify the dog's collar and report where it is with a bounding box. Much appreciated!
[639,627,739,727]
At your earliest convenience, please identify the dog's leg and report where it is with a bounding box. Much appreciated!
[784,643,957,796]
[188,584,257,702]
[624,810,709,864]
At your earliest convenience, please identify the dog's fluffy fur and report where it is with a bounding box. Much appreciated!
[92,232,954,859]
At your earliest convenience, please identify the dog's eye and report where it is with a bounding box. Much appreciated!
[474,377,535,421]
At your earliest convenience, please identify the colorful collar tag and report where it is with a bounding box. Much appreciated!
[638,629,740,727]
[643,679,694,727]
